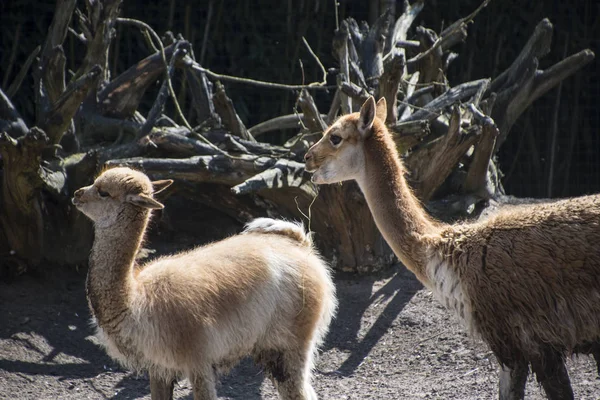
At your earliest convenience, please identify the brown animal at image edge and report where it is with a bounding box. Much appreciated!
[304,96,600,400]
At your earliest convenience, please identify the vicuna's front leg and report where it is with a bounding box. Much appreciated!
[149,374,175,400]
[498,361,528,400]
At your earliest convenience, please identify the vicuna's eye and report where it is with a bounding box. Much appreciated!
[98,189,110,198]
[330,134,342,146]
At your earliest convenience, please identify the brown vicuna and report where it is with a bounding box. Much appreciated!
[72,167,337,400]
[304,96,600,400]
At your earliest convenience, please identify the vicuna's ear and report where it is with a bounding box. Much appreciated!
[152,179,173,194]
[126,193,165,209]
[376,97,387,122]
[358,96,376,138]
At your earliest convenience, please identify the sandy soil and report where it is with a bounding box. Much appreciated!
[2,263,599,399]
[1,203,599,399]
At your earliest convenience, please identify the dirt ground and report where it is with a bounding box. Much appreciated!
[1,209,599,399]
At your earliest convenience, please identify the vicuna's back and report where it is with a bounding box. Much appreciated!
[132,230,336,372]
[437,194,600,364]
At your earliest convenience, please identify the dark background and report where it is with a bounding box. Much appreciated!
[1,0,598,198]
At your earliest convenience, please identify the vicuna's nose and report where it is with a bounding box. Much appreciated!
[74,188,84,198]
[304,152,312,162]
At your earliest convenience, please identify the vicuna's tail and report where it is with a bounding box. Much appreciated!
[243,218,312,247]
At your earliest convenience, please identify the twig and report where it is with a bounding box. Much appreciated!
[302,37,328,86]
[407,0,490,65]
[547,34,568,197]
[397,98,441,119]
[462,368,480,377]
[141,29,158,53]
[401,76,447,87]
[418,330,446,344]
[562,70,582,195]
[200,0,214,65]
[334,0,339,31]
[0,88,29,137]
[196,65,335,91]
[295,190,319,234]
[117,18,193,132]
[67,27,87,44]
[6,46,41,98]
[2,22,22,90]
[138,42,186,139]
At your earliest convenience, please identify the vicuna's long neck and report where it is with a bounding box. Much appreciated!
[86,208,149,328]
[356,122,440,285]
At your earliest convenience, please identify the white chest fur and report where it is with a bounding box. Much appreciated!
[426,257,474,333]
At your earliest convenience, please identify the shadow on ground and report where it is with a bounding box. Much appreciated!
[0,198,423,398]
[322,267,422,376]
[0,258,422,399]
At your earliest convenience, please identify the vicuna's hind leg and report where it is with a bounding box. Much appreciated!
[593,348,600,378]
[149,374,176,400]
[190,367,218,400]
[573,341,600,378]
[259,349,316,400]
[530,349,574,400]
[498,360,528,400]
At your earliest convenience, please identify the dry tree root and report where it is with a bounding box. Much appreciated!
[0,0,594,275]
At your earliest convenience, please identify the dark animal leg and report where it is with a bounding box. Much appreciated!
[530,349,574,400]
[149,373,176,400]
[258,349,316,400]
[592,346,600,378]
[498,360,528,400]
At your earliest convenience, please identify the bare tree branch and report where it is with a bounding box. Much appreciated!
[213,82,255,142]
[42,65,103,145]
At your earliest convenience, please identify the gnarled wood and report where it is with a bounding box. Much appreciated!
[0,0,594,277]
[97,42,182,119]
[213,81,255,142]
[406,106,481,201]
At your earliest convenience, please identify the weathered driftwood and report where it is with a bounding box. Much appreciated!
[490,18,595,150]
[0,0,595,276]
[213,81,255,142]
[97,42,182,119]
[183,59,220,126]
[247,114,327,137]
[332,22,353,115]
[297,90,328,133]
[388,119,430,152]
[405,107,481,201]
[43,65,102,145]
[138,41,190,139]
[403,79,490,122]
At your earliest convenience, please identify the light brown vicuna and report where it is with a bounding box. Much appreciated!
[72,167,337,400]
[304,96,600,400]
